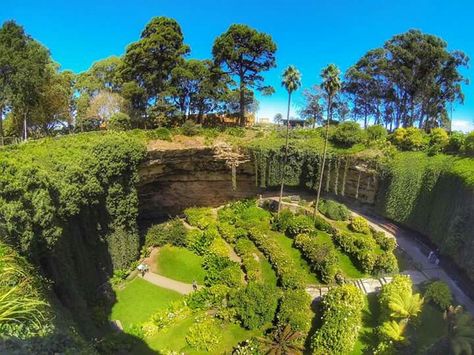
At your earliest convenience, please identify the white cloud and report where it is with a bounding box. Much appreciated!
[451,119,474,133]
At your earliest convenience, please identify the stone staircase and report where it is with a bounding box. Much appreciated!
[305,276,395,301]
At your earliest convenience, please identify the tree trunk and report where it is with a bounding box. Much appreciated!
[278,91,292,215]
[23,112,28,141]
[0,105,3,146]
[239,76,246,127]
[313,95,332,220]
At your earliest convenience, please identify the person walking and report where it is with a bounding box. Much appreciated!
[192,280,197,291]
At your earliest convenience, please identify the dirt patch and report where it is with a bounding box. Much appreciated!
[147,135,207,151]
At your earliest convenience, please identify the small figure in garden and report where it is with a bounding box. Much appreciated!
[137,263,145,277]
[192,280,197,291]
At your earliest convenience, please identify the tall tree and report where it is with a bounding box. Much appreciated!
[345,30,469,131]
[313,64,341,219]
[278,66,301,214]
[299,86,324,128]
[212,24,276,126]
[122,17,189,109]
[0,21,50,140]
[274,113,283,126]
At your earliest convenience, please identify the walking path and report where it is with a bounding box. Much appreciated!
[260,194,474,314]
[142,272,196,295]
[306,270,427,301]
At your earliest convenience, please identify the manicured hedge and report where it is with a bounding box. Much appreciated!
[311,284,364,354]
[183,207,215,229]
[234,238,261,282]
[277,289,312,334]
[294,233,338,283]
[318,199,350,221]
[144,218,187,250]
[332,229,398,275]
[229,282,279,330]
[248,229,305,289]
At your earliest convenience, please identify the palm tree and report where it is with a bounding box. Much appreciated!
[443,305,474,355]
[379,319,409,343]
[388,290,423,319]
[278,66,301,215]
[313,64,341,219]
[259,324,304,355]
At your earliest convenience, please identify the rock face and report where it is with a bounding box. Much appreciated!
[138,146,378,220]
[138,147,260,220]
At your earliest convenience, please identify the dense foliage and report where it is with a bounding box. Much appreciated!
[311,284,364,354]
[230,282,278,330]
[376,151,474,280]
[424,281,453,310]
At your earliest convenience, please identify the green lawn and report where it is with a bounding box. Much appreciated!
[270,231,319,284]
[154,245,206,284]
[411,303,447,352]
[317,232,367,279]
[257,248,278,287]
[351,293,380,354]
[146,312,260,354]
[111,277,183,330]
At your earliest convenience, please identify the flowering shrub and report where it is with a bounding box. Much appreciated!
[277,289,312,334]
[350,216,371,234]
[311,284,364,354]
[185,316,222,351]
[143,301,190,336]
[372,229,397,251]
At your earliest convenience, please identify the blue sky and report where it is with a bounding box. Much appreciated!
[2,0,474,131]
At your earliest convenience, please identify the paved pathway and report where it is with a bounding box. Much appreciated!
[142,272,196,295]
[260,194,474,314]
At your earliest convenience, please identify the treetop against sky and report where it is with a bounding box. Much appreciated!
[1,0,473,131]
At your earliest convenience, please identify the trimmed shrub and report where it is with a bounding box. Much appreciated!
[446,131,466,152]
[144,218,187,249]
[372,230,397,251]
[424,281,452,310]
[373,252,399,274]
[186,284,230,310]
[391,127,427,151]
[217,221,246,243]
[311,284,364,354]
[314,215,335,233]
[286,214,315,237]
[294,233,338,283]
[203,254,243,288]
[186,227,217,255]
[145,127,172,141]
[235,238,261,282]
[366,124,388,142]
[185,316,222,351]
[248,229,305,289]
[429,128,449,153]
[318,199,350,221]
[184,207,215,229]
[332,230,377,273]
[350,216,371,234]
[330,121,364,147]
[465,131,474,156]
[271,209,295,233]
[181,119,201,136]
[108,112,132,131]
[277,289,312,334]
[230,282,279,330]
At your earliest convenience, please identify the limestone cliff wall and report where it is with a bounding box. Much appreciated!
[138,147,260,219]
[138,147,378,220]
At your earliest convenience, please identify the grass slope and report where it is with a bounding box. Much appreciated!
[154,245,206,284]
[111,277,183,330]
